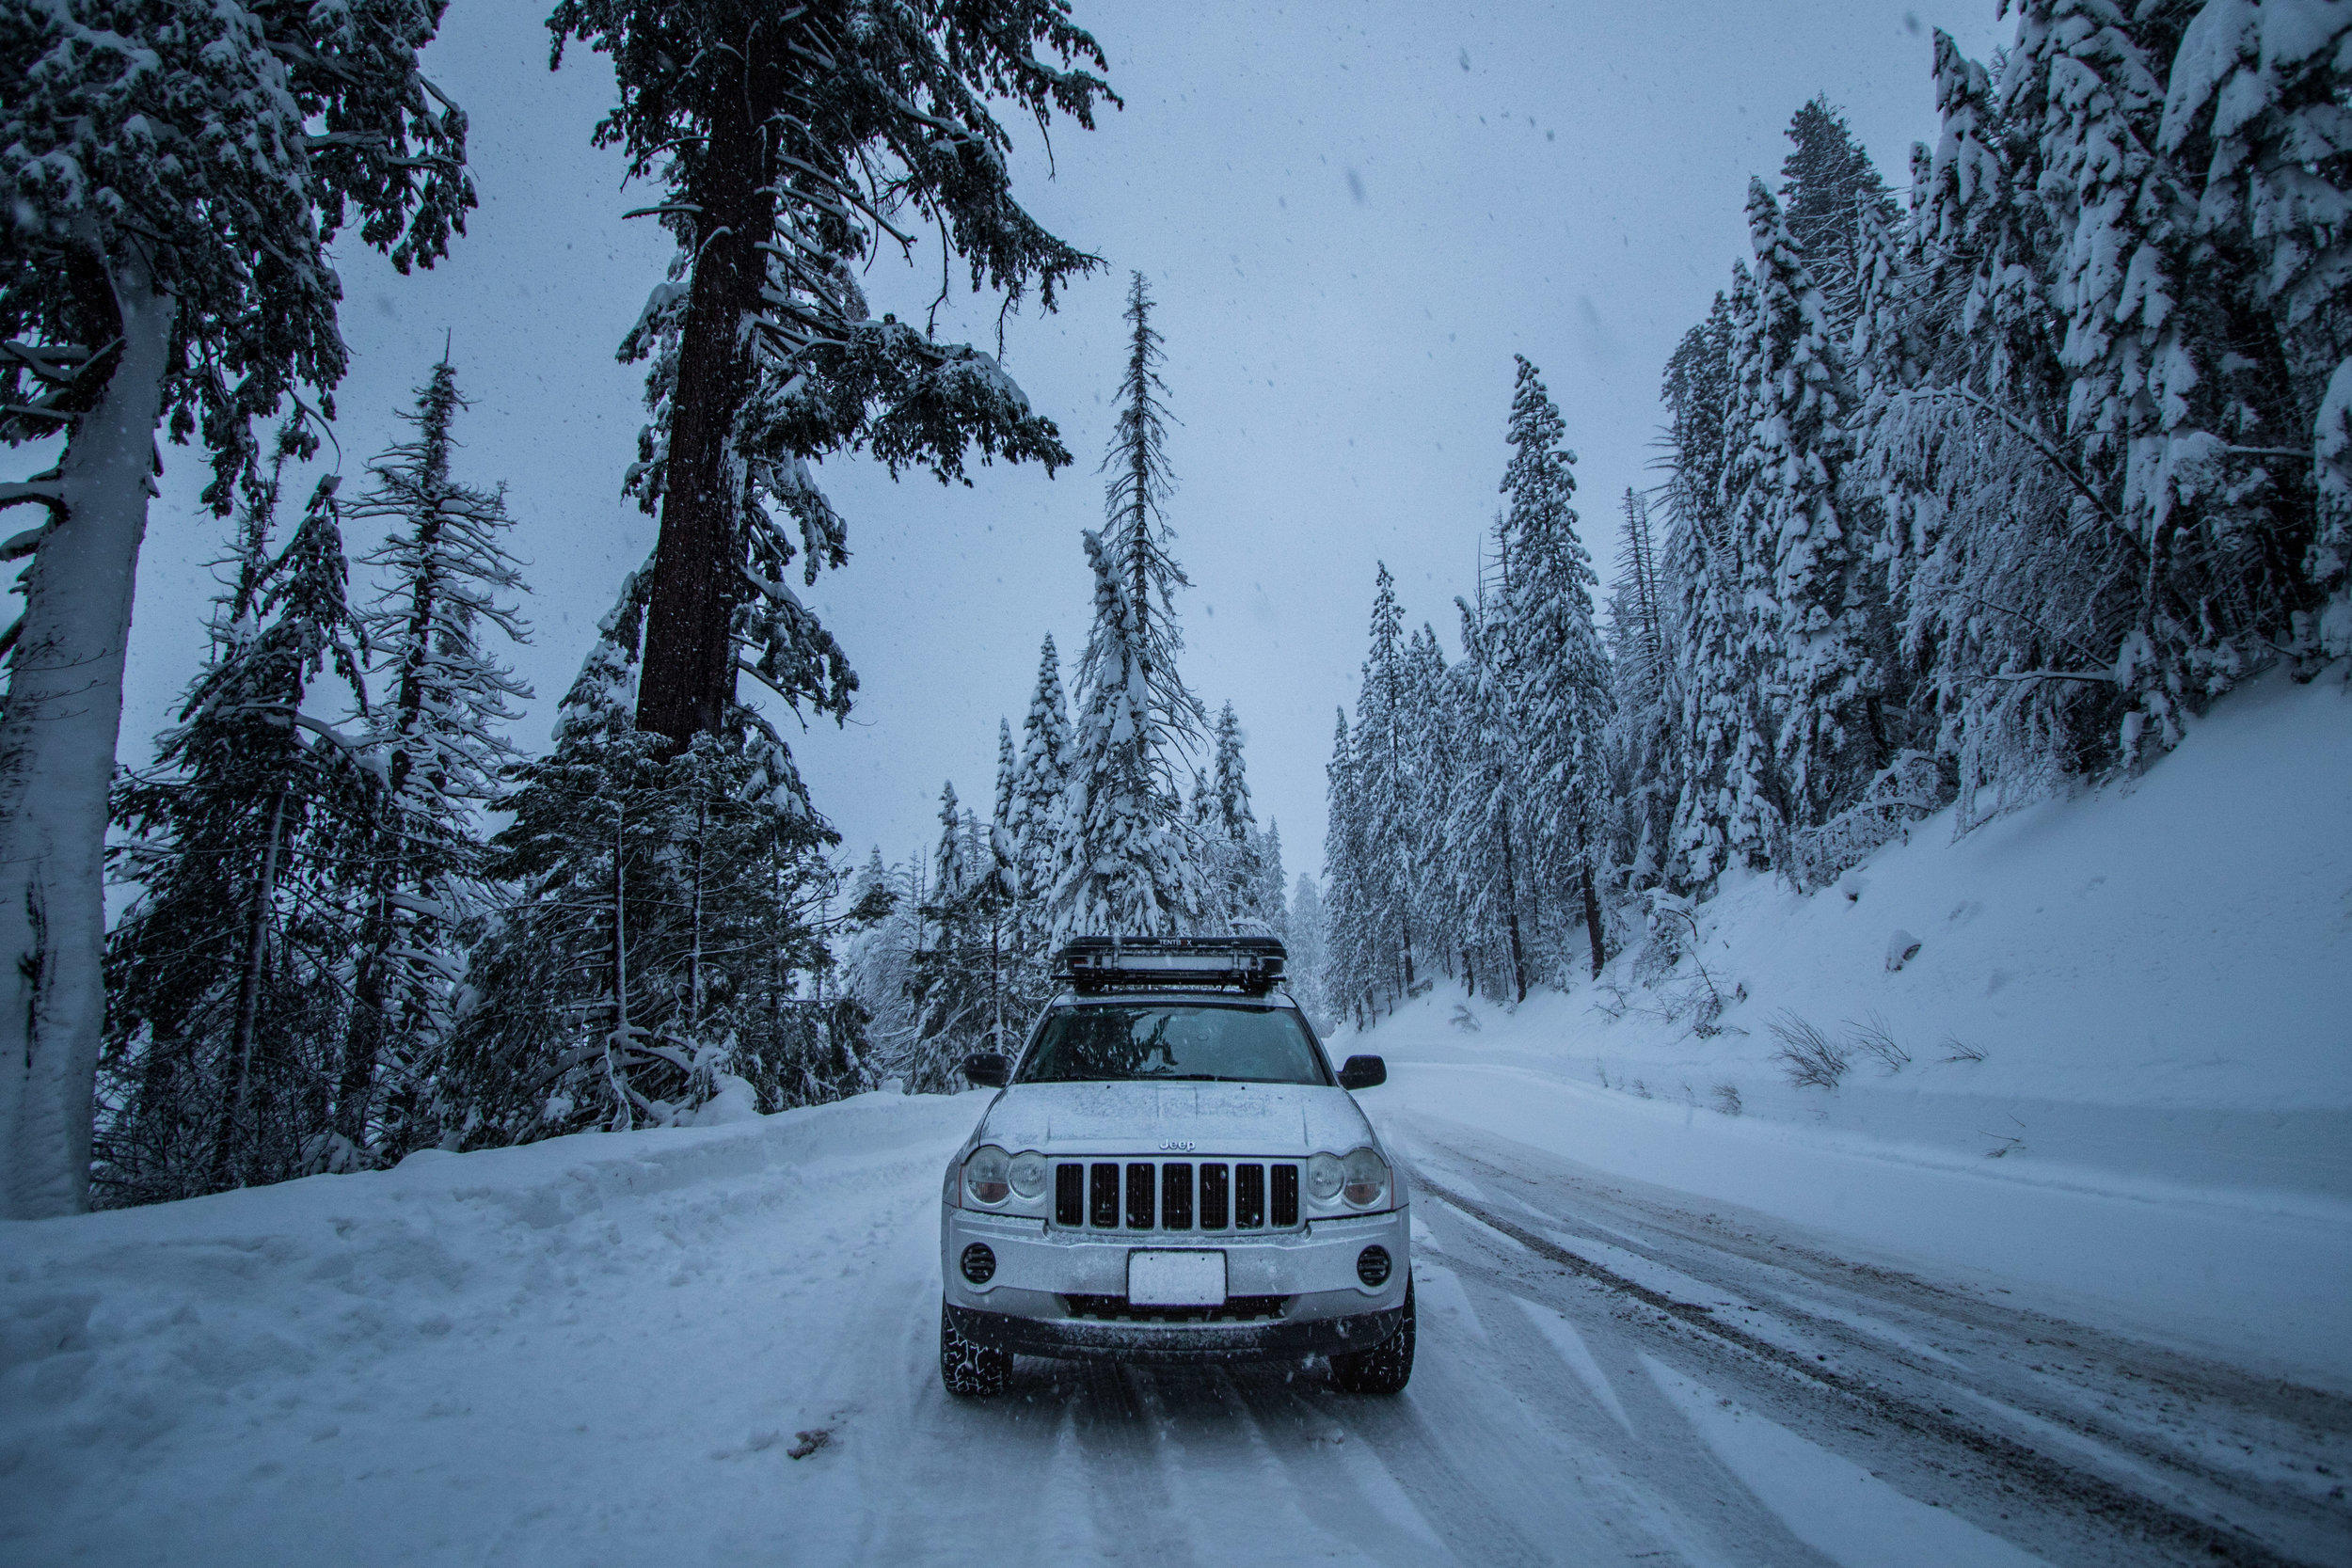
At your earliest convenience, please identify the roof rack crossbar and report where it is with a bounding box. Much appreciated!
[1054,936,1288,996]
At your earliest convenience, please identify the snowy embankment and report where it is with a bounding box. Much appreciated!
[0,1093,980,1563]
[1344,670,2352,1386]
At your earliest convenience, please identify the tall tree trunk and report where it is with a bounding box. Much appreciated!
[0,257,174,1218]
[1577,819,1607,980]
[1499,800,1528,1005]
[338,870,389,1150]
[605,806,633,1131]
[635,70,780,747]
[217,785,291,1189]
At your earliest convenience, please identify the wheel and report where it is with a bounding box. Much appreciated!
[1329,1278,1415,1395]
[940,1302,1010,1398]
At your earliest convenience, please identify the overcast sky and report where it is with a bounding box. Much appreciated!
[118,0,2010,885]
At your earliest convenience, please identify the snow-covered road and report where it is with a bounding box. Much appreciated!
[4,1080,2345,1567]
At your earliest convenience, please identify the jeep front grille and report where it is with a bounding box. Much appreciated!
[1050,1160,1302,1231]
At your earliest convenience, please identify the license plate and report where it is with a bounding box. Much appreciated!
[1127,1249,1227,1307]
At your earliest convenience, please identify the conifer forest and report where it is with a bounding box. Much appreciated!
[3,5,2350,1561]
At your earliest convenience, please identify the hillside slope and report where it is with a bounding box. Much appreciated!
[1358,670,2352,1204]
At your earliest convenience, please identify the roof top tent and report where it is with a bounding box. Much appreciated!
[1055,936,1288,997]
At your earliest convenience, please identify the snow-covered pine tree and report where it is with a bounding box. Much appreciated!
[1862,28,2113,821]
[1347,564,1422,1001]
[99,473,372,1203]
[548,0,1111,750]
[1401,621,1461,979]
[441,576,842,1145]
[1447,598,1531,1002]
[1671,264,1782,885]
[1003,632,1073,1006]
[1319,706,1375,1025]
[0,0,473,1218]
[840,847,923,1080]
[1726,181,1882,838]
[1011,634,1075,907]
[1097,273,1209,782]
[2156,0,2352,657]
[341,359,531,1159]
[906,783,1006,1089]
[1049,530,1203,936]
[1204,701,1266,929]
[1493,358,1613,978]
[1603,487,1681,890]
[1778,97,1905,334]
[1256,819,1290,944]
[1285,871,1332,1031]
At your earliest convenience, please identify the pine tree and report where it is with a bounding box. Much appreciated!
[1728,181,1881,832]
[340,359,532,1158]
[1604,487,1681,889]
[1010,634,1074,906]
[1048,278,1210,939]
[2156,0,2352,657]
[1098,273,1208,778]
[1204,702,1265,928]
[1778,98,1904,332]
[1447,599,1532,1002]
[841,848,923,1079]
[0,0,473,1218]
[906,783,1007,1089]
[1349,564,1420,1000]
[1495,357,1613,977]
[98,473,373,1203]
[1257,820,1291,943]
[1320,707,1374,1025]
[1049,531,1203,936]
[1285,871,1330,1031]
[442,575,842,1144]
[548,0,1112,749]
[1672,264,1783,885]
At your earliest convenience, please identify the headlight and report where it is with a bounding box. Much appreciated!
[1009,1150,1048,1198]
[963,1145,1011,1205]
[1341,1147,1388,1208]
[1306,1152,1344,1201]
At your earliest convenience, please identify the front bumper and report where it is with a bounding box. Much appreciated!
[941,1203,1409,1364]
[947,1298,1404,1363]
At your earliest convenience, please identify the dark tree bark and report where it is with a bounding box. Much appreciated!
[638,73,781,747]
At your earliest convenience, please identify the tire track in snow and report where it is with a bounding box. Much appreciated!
[1408,1165,2327,1568]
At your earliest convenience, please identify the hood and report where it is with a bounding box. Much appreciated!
[975,1082,1375,1160]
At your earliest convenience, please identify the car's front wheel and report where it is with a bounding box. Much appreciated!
[1328,1278,1414,1395]
[940,1302,1010,1398]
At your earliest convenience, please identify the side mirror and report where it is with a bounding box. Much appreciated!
[1337,1054,1387,1090]
[961,1052,1009,1088]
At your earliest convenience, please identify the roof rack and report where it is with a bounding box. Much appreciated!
[1055,936,1287,996]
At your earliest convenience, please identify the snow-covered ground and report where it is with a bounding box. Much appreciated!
[4,1078,2346,1566]
[6,675,2348,1566]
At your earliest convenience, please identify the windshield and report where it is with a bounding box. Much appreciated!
[1015,1004,1331,1085]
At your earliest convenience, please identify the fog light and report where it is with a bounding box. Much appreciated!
[1357,1245,1391,1287]
[961,1243,996,1284]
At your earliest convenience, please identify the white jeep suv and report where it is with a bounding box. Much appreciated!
[938,938,1413,1397]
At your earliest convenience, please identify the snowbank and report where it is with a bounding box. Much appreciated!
[0,1089,980,1563]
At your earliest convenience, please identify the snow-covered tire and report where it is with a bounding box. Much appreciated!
[1329,1278,1415,1395]
[940,1303,1011,1398]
